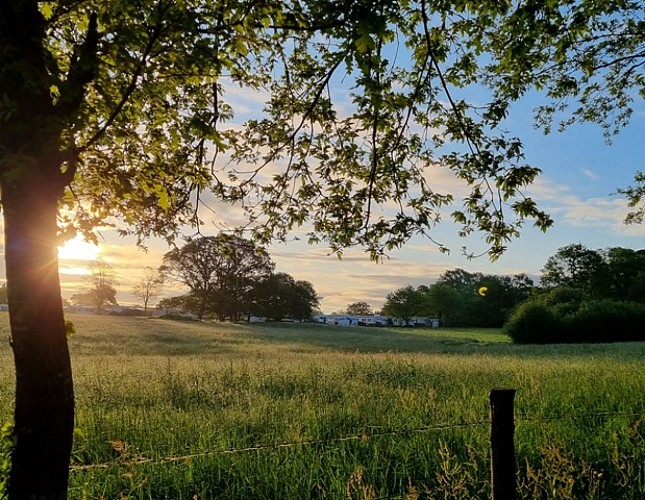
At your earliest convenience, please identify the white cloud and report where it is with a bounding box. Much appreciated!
[527,177,645,236]
[270,246,451,312]
[580,168,599,181]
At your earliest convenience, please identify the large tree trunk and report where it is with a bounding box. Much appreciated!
[1,1,95,497]
[2,180,74,499]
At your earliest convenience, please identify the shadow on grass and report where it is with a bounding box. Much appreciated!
[26,313,642,360]
[65,315,248,357]
[240,322,645,360]
[241,322,513,355]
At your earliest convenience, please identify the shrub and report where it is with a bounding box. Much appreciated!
[504,301,561,344]
[542,287,586,317]
[505,287,645,344]
[562,300,645,343]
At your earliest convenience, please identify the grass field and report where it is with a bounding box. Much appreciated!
[0,313,643,499]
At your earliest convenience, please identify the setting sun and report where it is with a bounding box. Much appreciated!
[58,236,101,261]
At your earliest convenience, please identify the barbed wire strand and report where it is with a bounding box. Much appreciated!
[70,408,643,473]
[70,419,489,472]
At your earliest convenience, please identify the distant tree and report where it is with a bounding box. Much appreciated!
[438,268,485,295]
[250,273,319,321]
[507,246,645,343]
[422,269,535,327]
[69,291,95,307]
[382,286,424,325]
[132,267,164,316]
[433,268,483,325]
[346,301,373,316]
[508,273,535,299]
[541,244,607,295]
[217,239,275,321]
[471,274,535,327]
[161,234,274,320]
[287,280,320,322]
[71,286,117,312]
[424,283,462,325]
[506,288,645,345]
[248,273,292,321]
[84,260,119,314]
[603,247,645,302]
[161,237,223,320]
[157,295,202,315]
[540,245,645,302]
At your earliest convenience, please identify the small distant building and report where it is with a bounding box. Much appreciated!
[324,315,358,326]
[67,304,95,314]
[316,314,388,327]
[152,307,198,320]
[313,313,439,328]
[355,315,388,326]
[389,316,441,327]
[313,314,327,323]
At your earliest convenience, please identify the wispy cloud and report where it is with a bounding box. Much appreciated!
[580,168,599,181]
[271,246,452,311]
[527,177,645,236]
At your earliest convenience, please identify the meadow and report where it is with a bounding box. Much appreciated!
[0,313,643,499]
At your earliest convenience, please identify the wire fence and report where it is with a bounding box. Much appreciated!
[69,408,644,473]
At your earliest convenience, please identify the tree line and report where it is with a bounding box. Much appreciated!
[540,244,645,302]
[64,234,319,323]
[380,269,533,327]
[377,244,645,330]
[507,245,645,344]
[159,233,319,322]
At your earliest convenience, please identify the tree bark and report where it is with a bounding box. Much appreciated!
[2,180,74,500]
[1,1,97,498]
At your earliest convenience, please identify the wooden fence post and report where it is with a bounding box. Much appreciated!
[490,388,516,500]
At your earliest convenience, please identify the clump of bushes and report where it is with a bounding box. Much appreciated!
[505,287,645,344]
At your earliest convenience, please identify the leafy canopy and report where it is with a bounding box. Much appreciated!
[485,0,644,138]
[17,0,567,262]
[251,272,320,321]
[161,233,274,319]
[346,301,374,316]
[540,244,645,302]
[382,269,533,327]
[7,1,642,259]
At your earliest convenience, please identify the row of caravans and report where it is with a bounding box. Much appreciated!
[314,314,440,328]
[44,305,440,327]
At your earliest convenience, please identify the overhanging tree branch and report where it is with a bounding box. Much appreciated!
[78,4,169,153]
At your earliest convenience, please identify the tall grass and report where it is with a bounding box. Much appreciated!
[0,313,643,498]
